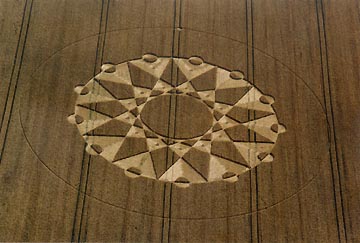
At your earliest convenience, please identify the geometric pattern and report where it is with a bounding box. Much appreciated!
[68,54,286,187]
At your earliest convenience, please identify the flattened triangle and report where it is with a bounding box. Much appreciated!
[88,100,128,118]
[95,63,132,85]
[160,59,173,85]
[114,152,156,179]
[237,101,274,113]
[242,115,278,142]
[76,79,115,104]
[130,58,170,79]
[83,135,124,148]
[75,105,111,120]
[101,140,125,162]
[159,159,206,183]
[190,67,217,91]
[208,155,249,181]
[216,69,249,89]
[85,119,131,137]
[174,58,213,81]
[234,142,274,155]
[253,132,274,143]
[75,106,111,135]
[233,142,274,168]
[235,87,273,113]
[128,62,158,89]
[226,106,249,123]
[255,110,274,119]
[233,145,260,168]
[83,136,125,162]
[99,81,134,100]
[236,87,261,103]
[169,143,192,158]
[243,113,278,127]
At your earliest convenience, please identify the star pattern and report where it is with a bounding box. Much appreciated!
[68,54,286,187]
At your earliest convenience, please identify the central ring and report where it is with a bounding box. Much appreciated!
[140,94,213,140]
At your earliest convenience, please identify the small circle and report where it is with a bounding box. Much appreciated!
[222,171,236,179]
[105,67,116,73]
[189,56,203,65]
[102,64,116,73]
[75,115,84,124]
[91,144,103,154]
[230,70,244,80]
[143,53,158,63]
[80,86,89,95]
[260,95,271,104]
[257,152,268,160]
[271,124,279,133]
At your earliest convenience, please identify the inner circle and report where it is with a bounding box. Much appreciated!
[140,94,213,139]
